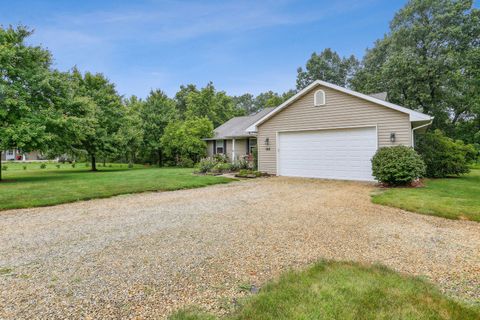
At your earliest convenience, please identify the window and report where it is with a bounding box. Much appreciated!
[248,138,257,154]
[216,140,224,154]
[314,89,326,106]
[7,150,14,156]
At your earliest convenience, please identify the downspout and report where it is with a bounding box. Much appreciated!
[411,121,433,148]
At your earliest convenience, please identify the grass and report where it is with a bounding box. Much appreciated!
[371,165,480,222]
[170,261,479,320]
[0,162,233,210]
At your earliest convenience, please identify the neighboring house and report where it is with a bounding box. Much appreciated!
[204,107,274,162]
[208,80,432,181]
[1,150,44,161]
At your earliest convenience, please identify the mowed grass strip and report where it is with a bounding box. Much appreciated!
[371,166,480,222]
[171,261,479,320]
[0,163,233,210]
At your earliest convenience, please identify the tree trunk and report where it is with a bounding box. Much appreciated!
[91,154,97,171]
[158,149,162,167]
[0,151,2,181]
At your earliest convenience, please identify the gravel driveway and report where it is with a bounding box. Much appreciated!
[1,177,479,319]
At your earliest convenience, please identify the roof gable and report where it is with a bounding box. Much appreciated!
[247,80,432,132]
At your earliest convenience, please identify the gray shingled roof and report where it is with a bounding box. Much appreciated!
[207,108,274,139]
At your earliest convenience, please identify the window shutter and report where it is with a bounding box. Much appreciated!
[213,140,216,154]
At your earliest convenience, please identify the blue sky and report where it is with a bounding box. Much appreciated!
[1,0,408,98]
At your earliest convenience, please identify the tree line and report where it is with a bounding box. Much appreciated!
[0,27,296,176]
[1,0,479,180]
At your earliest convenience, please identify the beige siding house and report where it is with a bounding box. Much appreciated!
[207,80,432,181]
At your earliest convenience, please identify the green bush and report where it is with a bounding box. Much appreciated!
[212,153,229,163]
[128,162,134,169]
[252,147,258,171]
[211,162,231,174]
[416,130,477,178]
[56,164,61,169]
[71,163,76,168]
[196,157,217,173]
[1,165,7,171]
[22,165,27,170]
[371,146,426,185]
[236,169,263,178]
[177,158,194,168]
[40,163,47,169]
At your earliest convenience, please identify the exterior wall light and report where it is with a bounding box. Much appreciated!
[390,133,396,143]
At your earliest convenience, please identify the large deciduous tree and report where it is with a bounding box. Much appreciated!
[140,89,176,166]
[296,48,359,90]
[351,0,480,143]
[161,117,213,164]
[184,82,244,127]
[65,69,124,171]
[0,26,53,181]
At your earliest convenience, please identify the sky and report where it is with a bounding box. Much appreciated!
[1,0,409,98]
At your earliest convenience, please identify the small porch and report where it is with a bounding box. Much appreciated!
[206,137,257,162]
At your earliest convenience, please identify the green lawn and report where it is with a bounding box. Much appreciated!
[371,165,480,222]
[0,162,233,210]
[170,261,479,320]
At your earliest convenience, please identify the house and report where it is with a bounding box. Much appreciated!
[204,107,274,161]
[208,80,432,181]
[1,150,44,161]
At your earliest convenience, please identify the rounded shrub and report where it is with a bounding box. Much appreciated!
[371,146,426,185]
[416,130,477,178]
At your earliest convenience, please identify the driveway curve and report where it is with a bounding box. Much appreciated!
[1,177,479,319]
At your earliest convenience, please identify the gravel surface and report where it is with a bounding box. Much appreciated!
[1,177,479,319]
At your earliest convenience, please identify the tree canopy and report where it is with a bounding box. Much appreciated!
[296,48,359,90]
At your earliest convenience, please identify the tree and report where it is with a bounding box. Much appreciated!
[61,69,124,171]
[296,48,359,90]
[174,84,198,118]
[161,117,213,164]
[0,26,53,181]
[233,90,295,114]
[116,96,144,164]
[184,82,244,127]
[140,89,176,166]
[352,0,480,140]
[232,93,255,114]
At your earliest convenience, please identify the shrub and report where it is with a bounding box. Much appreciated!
[71,163,76,168]
[416,130,476,178]
[56,164,61,169]
[23,165,27,170]
[177,158,194,168]
[371,146,426,185]
[128,162,134,169]
[211,162,232,174]
[236,169,263,178]
[40,163,47,169]
[196,157,217,173]
[237,158,252,170]
[252,147,258,171]
[212,153,229,163]
[1,165,7,171]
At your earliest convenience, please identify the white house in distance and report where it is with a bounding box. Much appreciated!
[206,80,432,181]
[1,150,44,161]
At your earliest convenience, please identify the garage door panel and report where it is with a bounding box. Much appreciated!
[278,127,377,181]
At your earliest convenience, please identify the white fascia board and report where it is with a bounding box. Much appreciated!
[246,80,432,132]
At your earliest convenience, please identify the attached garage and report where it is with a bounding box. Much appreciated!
[246,80,433,181]
[277,127,377,181]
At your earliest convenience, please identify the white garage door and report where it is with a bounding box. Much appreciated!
[278,127,377,181]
